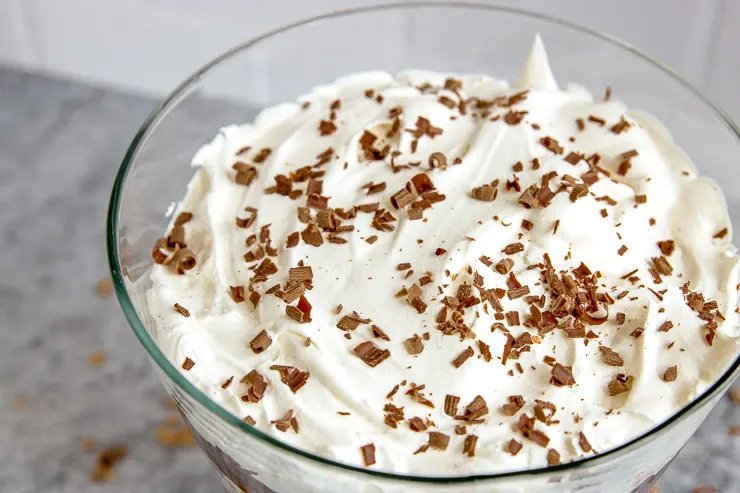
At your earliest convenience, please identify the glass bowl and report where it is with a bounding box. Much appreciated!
[107,3,740,492]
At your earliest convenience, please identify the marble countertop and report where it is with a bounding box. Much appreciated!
[0,67,738,493]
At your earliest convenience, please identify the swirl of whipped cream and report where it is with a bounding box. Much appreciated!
[147,36,740,475]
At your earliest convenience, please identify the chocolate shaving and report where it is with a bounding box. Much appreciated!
[281,282,305,304]
[166,225,187,249]
[478,340,492,362]
[306,194,329,210]
[463,435,479,457]
[540,136,564,154]
[444,395,460,417]
[174,303,190,317]
[354,341,391,367]
[229,286,246,303]
[234,166,258,186]
[506,439,523,455]
[508,286,530,300]
[579,432,592,453]
[503,243,524,255]
[270,365,310,393]
[337,315,363,331]
[608,374,630,396]
[371,325,390,341]
[249,330,272,354]
[471,184,497,202]
[547,449,561,465]
[518,186,539,208]
[407,174,434,196]
[550,363,576,386]
[289,265,313,283]
[361,444,376,466]
[502,333,515,365]
[610,116,631,134]
[599,346,623,366]
[286,305,309,324]
[408,417,428,432]
[405,334,424,355]
[501,395,524,416]
[438,96,456,109]
[658,240,676,256]
[301,223,323,247]
[663,365,678,382]
[452,346,474,368]
[428,152,447,169]
[564,152,583,165]
[319,120,337,136]
[181,357,195,370]
[428,432,450,451]
[652,256,673,276]
[459,395,488,422]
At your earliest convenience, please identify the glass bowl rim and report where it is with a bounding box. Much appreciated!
[107,1,740,484]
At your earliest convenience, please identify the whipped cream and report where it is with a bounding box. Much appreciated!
[147,36,740,475]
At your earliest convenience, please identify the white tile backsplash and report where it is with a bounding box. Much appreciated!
[0,0,737,121]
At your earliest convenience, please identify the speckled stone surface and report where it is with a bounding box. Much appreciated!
[0,67,738,493]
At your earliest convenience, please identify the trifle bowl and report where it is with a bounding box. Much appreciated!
[107,3,740,493]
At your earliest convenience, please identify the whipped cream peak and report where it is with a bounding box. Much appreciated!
[516,34,559,91]
[146,37,740,476]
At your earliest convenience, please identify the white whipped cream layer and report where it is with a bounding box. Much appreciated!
[147,37,740,475]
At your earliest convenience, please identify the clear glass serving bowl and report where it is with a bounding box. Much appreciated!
[107,3,740,492]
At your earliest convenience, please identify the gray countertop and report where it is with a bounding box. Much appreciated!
[0,67,738,493]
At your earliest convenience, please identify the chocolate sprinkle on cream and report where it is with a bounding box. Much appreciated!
[444,395,460,417]
[550,363,576,386]
[599,346,623,366]
[506,439,523,455]
[452,346,474,368]
[547,448,561,465]
[249,330,272,354]
[579,432,592,453]
[173,303,190,317]
[354,341,391,367]
[405,334,424,355]
[361,444,376,466]
[463,435,479,457]
[428,432,450,451]
[663,365,679,382]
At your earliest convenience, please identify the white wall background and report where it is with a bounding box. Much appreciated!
[0,0,738,120]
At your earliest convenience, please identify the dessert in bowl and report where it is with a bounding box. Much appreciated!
[109,5,740,493]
